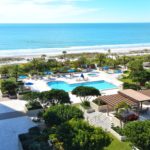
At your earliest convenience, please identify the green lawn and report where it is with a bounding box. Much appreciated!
[72,103,81,108]
[120,78,134,84]
[105,133,131,150]
[73,103,132,150]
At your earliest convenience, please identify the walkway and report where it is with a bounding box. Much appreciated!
[84,111,112,131]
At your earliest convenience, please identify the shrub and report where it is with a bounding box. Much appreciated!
[93,99,106,106]
[19,127,51,150]
[81,100,91,109]
[29,127,41,135]
[115,102,131,111]
[26,100,42,110]
[43,105,83,126]
[41,89,71,105]
[49,119,111,150]
[1,80,17,94]
[111,126,124,136]
[124,120,150,150]
[22,92,40,101]
[72,86,100,102]
[123,82,141,90]
[145,82,150,89]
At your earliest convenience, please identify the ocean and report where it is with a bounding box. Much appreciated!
[0,23,150,56]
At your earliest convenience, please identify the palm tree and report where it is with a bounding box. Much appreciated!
[122,55,128,69]
[31,58,40,74]
[11,65,19,82]
[62,51,67,59]
[41,54,47,60]
[107,49,111,57]
[96,53,107,67]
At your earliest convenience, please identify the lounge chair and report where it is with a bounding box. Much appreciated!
[9,94,17,99]
[140,108,149,114]
[84,77,89,81]
[2,93,9,97]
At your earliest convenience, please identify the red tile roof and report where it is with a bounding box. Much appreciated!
[140,89,150,97]
[97,89,150,108]
[98,94,138,107]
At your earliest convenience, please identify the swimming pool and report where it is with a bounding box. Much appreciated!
[88,73,99,77]
[19,75,28,79]
[47,80,117,92]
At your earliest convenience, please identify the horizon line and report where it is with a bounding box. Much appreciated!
[0,22,150,24]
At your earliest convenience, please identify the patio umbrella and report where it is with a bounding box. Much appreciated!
[103,66,109,70]
[25,82,33,86]
[81,73,84,79]
[44,71,53,75]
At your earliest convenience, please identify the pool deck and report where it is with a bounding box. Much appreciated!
[23,70,123,103]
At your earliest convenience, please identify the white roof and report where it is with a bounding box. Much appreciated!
[0,100,35,150]
[119,89,150,102]
[0,116,35,150]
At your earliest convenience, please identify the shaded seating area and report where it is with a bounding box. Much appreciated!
[97,92,138,115]
[96,89,150,115]
[119,89,150,111]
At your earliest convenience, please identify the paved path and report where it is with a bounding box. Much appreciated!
[0,111,26,120]
[84,111,112,131]
[0,91,10,101]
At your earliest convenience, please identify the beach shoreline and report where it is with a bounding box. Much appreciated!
[0,44,150,59]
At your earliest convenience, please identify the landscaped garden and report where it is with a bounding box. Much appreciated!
[104,133,131,150]
[20,104,112,150]
[0,53,150,99]
[0,53,150,150]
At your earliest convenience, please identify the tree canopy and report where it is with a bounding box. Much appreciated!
[1,80,18,94]
[96,53,107,67]
[49,119,111,150]
[0,65,11,75]
[72,86,100,102]
[124,121,150,150]
[127,59,150,85]
[43,105,84,126]
[22,91,40,101]
[41,89,71,105]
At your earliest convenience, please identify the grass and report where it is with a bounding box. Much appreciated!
[72,103,81,109]
[120,78,134,84]
[119,70,135,84]
[105,133,131,150]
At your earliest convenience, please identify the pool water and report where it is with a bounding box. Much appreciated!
[88,73,99,77]
[114,70,122,74]
[47,80,117,92]
[19,75,28,79]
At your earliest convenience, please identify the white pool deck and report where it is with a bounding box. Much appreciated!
[23,71,123,103]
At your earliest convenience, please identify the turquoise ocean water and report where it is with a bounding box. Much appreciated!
[0,23,150,56]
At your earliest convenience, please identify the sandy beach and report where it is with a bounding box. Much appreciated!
[0,44,150,59]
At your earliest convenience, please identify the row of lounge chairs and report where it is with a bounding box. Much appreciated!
[76,77,89,81]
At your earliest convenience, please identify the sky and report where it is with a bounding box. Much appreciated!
[0,0,150,23]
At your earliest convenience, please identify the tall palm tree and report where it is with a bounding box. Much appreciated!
[11,65,19,82]
[96,53,107,67]
[107,49,111,57]
[41,54,47,60]
[62,51,67,59]
[31,58,39,74]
